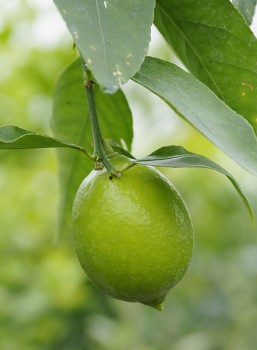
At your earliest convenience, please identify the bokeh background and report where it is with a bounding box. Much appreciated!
[1,1,257,349]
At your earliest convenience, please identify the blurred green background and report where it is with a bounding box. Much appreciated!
[1,1,257,349]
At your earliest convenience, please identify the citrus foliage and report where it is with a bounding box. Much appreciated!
[1,0,257,346]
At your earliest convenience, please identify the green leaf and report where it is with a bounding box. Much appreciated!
[0,125,89,156]
[154,0,257,131]
[108,140,135,159]
[136,145,255,228]
[133,57,257,175]
[133,57,257,176]
[232,0,257,25]
[51,59,133,241]
[53,0,155,93]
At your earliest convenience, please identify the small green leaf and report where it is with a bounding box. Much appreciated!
[232,0,257,25]
[0,125,89,156]
[51,59,133,241]
[133,57,257,176]
[136,145,255,228]
[107,140,135,159]
[154,0,257,131]
[53,0,155,92]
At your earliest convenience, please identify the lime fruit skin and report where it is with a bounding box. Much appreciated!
[71,163,193,309]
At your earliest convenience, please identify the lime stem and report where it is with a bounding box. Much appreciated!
[80,59,118,175]
[84,79,102,158]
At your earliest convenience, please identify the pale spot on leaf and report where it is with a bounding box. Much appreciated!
[248,83,253,91]
[73,31,79,40]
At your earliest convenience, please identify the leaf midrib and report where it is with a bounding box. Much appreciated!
[95,1,110,83]
[156,3,227,102]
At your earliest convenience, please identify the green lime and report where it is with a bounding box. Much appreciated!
[71,156,193,310]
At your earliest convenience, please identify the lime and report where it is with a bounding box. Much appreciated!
[71,156,193,310]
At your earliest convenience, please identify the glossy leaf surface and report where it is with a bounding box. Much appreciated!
[53,0,155,92]
[133,57,257,176]
[155,0,257,131]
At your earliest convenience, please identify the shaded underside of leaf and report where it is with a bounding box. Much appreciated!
[51,59,133,241]
[136,145,255,228]
[232,0,257,25]
[53,0,155,92]
[133,56,257,176]
[154,0,257,132]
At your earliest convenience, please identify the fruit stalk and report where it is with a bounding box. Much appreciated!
[81,59,118,175]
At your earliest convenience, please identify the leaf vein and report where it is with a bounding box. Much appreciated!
[156,4,227,102]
